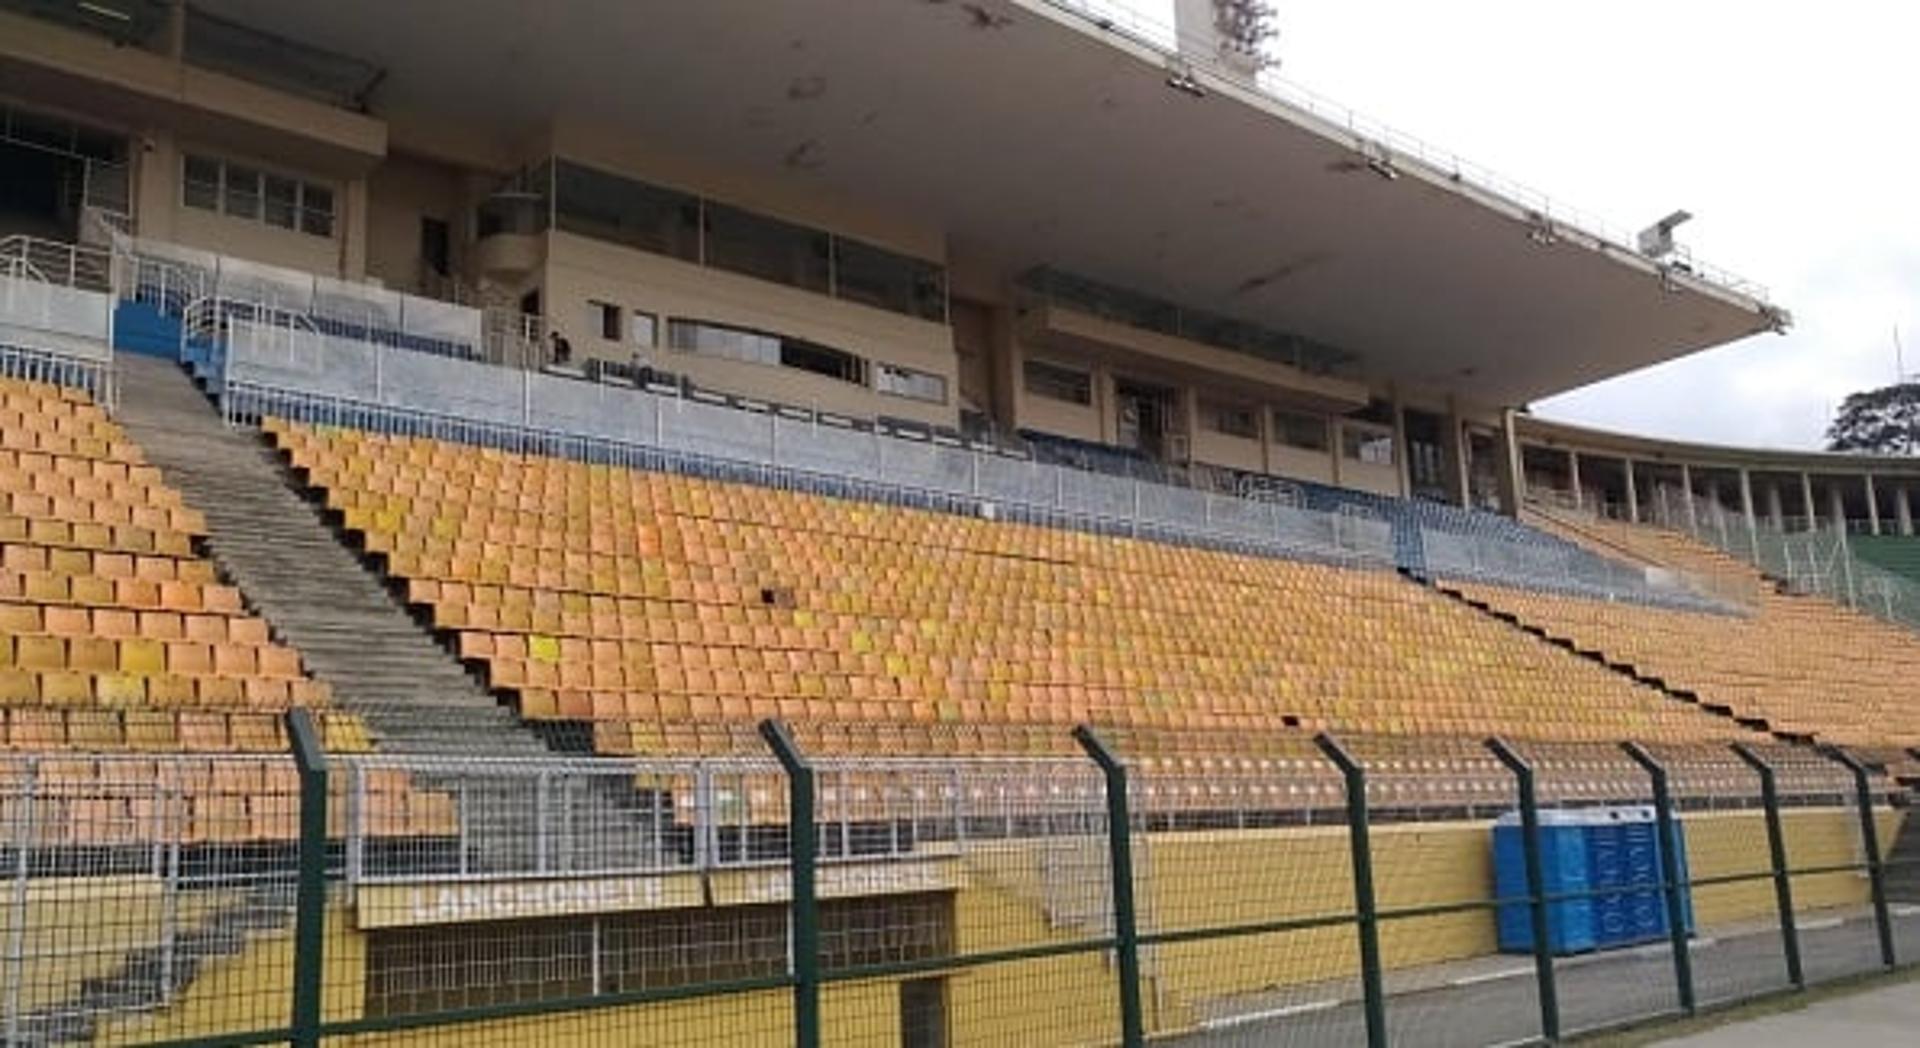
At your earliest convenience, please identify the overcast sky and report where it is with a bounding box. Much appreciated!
[1108,0,1919,449]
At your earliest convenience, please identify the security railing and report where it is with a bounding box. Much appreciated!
[1417,526,1749,612]
[1635,483,1920,634]
[2,714,1911,1046]
[0,239,117,409]
[222,379,1400,569]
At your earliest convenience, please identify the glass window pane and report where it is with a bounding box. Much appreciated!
[301,183,334,237]
[182,155,221,211]
[553,161,698,260]
[1342,424,1395,464]
[262,174,299,229]
[705,203,831,293]
[876,363,947,403]
[632,311,658,349]
[223,164,261,219]
[1274,409,1329,451]
[668,319,780,365]
[834,238,946,321]
[1023,360,1092,405]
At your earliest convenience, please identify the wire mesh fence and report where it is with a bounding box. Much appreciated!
[0,716,1912,1047]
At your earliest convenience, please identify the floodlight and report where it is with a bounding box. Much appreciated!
[1636,210,1693,258]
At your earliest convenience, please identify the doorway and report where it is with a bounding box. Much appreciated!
[0,141,85,241]
[1114,377,1176,459]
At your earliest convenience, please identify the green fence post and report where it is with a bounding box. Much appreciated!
[1620,742,1696,1015]
[1072,725,1145,1048]
[285,709,329,1048]
[1731,743,1804,989]
[1485,737,1559,1043]
[1823,745,1896,969]
[759,720,820,1048]
[1314,733,1388,1048]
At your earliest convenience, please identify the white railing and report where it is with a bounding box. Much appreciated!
[0,235,113,294]
[0,240,117,410]
[1039,0,1771,304]
[1418,526,1746,611]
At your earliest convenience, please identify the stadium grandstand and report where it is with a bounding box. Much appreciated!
[0,0,1914,1045]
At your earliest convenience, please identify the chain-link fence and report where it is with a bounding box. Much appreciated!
[0,715,1912,1047]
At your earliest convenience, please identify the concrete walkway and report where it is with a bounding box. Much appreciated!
[1655,981,1920,1046]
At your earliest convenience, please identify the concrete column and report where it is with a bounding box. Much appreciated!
[1800,472,1817,531]
[1441,397,1470,509]
[1765,481,1784,530]
[1898,483,1914,536]
[1179,386,1201,465]
[1568,449,1584,509]
[167,0,187,60]
[1624,457,1640,524]
[1865,474,1882,536]
[1495,408,1524,517]
[1680,463,1697,532]
[1390,388,1411,499]
[1827,483,1847,533]
[1329,420,1344,488]
[1738,468,1758,538]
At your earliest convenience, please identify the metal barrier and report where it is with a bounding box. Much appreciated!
[221,379,1398,570]
[4,719,1910,1045]
[1418,526,1746,612]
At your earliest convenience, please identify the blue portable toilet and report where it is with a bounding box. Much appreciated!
[1494,806,1693,955]
[1494,810,1597,953]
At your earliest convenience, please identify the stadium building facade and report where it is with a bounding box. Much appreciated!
[1,2,1918,1046]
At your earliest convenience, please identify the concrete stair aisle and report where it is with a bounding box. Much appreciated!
[110,356,663,873]
[112,356,544,758]
[8,882,295,1047]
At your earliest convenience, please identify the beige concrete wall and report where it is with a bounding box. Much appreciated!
[1193,426,1264,473]
[364,154,465,295]
[1270,443,1336,485]
[542,232,957,427]
[0,9,384,171]
[136,129,353,277]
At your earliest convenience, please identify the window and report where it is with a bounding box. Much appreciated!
[1342,423,1396,466]
[300,184,334,237]
[704,203,831,294]
[182,154,335,238]
[262,173,299,229]
[590,300,622,341]
[632,310,658,349]
[222,164,261,220]
[553,160,697,260]
[1203,398,1259,439]
[548,158,947,322]
[182,155,221,211]
[835,238,947,322]
[1273,409,1329,452]
[781,338,866,385]
[668,318,867,385]
[875,363,947,404]
[1024,360,1092,405]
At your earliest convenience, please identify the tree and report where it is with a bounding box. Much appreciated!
[1826,381,1920,454]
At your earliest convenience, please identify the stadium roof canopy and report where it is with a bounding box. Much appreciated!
[198,0,1785,404]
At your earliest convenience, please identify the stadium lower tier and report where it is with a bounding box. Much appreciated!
[267,420,1761,755]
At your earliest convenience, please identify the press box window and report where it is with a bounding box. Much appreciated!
[1024,360,1092,405]
[1342,424,1396,466]
[182,153,335,239]
[668,318,866,385]
[1273,409,1329,452]
[875,363,947,404]
[1203,399,1259,440]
